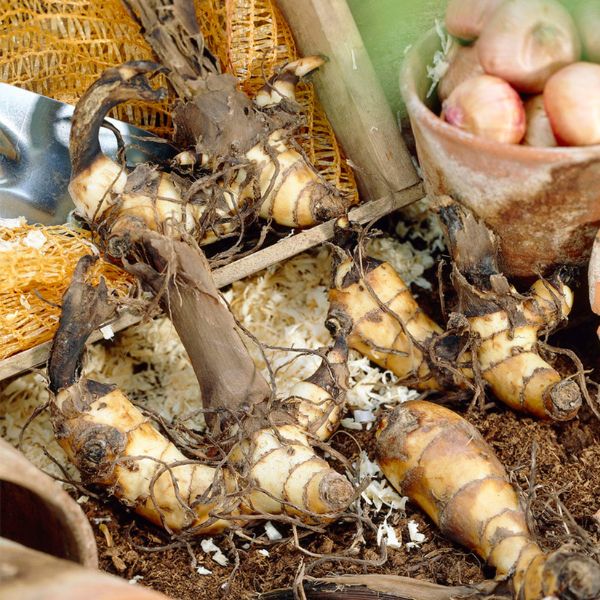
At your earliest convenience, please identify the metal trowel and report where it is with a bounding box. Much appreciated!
[0,83,177,225]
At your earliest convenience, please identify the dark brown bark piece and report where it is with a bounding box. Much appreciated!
[260,574,494,599]
[121,0,219,99]
[48,256,117,393]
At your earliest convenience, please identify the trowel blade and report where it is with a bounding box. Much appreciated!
[0,83,176,225]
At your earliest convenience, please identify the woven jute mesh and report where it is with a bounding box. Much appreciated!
[0,0,358,360]
[0,225,134,360]
[0,0,174,137]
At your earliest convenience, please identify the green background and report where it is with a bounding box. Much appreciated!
[347,0,446,117]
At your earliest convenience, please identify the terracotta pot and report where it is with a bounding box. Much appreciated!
[0,438,97,567]
[0,539,168,600]
[401,29,600,277]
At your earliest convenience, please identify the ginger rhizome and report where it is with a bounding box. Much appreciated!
[64,0,350,445]
[68,19,347,246]
[327,218,463,391]
[328,211,581,420]
[48,256,354,535]
[438,201,581,420]
[376,400,600,600]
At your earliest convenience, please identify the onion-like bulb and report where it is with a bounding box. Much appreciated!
[438,44,485,102]
[574,1,600,63]
[442,75,526,144]
[522,94,557,147]
[544,62,600,146]
[445,0,504,42]
[477,0,581,93]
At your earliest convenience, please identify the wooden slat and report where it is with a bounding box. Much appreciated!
[0,183,424,383]
[213,183,424,287]
[276,0,420,201]
[0,312,141,382]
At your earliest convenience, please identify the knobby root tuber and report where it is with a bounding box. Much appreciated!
[69,55,346,245]
[52,382,352,534]
[328,210,582,420]
[438,200,581,420]
[376,400,600,600]
[327,218,461,391]
[47,257,354,535]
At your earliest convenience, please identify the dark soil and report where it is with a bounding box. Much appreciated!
[84,405,600,599]
[81,295,600,599]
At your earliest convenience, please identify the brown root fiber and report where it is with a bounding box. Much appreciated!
[376,401,600,600]
[437,199,582,420]
[48,256,354,536]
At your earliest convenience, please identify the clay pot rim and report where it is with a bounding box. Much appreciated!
[0,438,98,568]
[400,27,600,162]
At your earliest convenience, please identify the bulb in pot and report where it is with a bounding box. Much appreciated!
[438,44,485,102]
[523,94,557,147]
[544,62,600,146]
[445,0,504,42]
[442,74,526,144]
[477,0,581,93]
[574,1,600,63]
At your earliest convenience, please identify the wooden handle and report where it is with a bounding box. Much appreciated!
[276,0,419,201]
